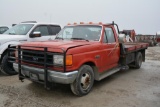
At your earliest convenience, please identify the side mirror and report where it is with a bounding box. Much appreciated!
[30,31,41,38]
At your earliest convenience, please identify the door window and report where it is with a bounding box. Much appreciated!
[104,28,115,43]
[33,26,49,36]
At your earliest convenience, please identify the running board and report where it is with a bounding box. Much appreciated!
[96,67,121,81]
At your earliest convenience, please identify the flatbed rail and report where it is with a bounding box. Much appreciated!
[120,42,149,54]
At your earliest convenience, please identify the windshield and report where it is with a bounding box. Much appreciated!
[56,25,102,41]
[3,24,34,35]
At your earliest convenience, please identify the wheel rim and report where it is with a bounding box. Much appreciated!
[80,72,91,90]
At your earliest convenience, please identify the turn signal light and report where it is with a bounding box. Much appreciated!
[99,22,103,24]
[80,22,84,24]
[66,55,72,66]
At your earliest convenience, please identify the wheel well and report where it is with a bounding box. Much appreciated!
[83,62,98,80]
[0,49,7,64]
[0,45,16,64]
[84,62,95,67]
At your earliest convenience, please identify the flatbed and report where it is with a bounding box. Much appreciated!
[123,43,148,52]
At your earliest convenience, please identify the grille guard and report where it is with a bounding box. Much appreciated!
[8,44,67,89]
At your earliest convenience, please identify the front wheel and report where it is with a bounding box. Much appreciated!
[1,53,18,75]
[70,65,94,96]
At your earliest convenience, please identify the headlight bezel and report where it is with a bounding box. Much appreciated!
[53,54,73,66]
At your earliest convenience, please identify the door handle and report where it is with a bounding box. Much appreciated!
[108,43,119,56]
[48,38,52,40]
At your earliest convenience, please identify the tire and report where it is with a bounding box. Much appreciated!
[0,53,18,75]
[135,52,142,69]
[153,41,157,46]
[70,65,94,96]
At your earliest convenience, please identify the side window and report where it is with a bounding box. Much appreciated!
[105,27,115,43]
[33,26,49,36]
[50,26,61,35]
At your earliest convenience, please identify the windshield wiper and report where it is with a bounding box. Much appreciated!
[55,37,64,40]
[71,38,89,42]
[9,32,15,35]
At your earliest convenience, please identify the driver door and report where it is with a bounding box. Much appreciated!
[101,27,120,72]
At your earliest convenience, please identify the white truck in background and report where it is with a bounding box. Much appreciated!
[0,21,61,75]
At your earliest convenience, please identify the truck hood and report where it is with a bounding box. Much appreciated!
[21,40,95,50]
[0,34,26,43]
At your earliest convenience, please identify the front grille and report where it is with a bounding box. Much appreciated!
[22,50,53,66]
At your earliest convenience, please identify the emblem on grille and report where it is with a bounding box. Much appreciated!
[33,57,38,61]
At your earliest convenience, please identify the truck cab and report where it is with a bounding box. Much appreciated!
[10,22,148,96]
[0,21,61,75]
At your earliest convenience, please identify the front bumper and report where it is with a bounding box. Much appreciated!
[13,63,78,84]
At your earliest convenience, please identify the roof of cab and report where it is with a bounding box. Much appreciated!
[19,21,60,26]
[66,22,114,26]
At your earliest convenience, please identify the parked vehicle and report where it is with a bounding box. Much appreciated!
[0,21,61,75]
[136,34,157,46]
[9,22,148,96]
[156,31,160,43]
[0,26,9,34]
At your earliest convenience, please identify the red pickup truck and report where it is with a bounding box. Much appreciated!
[9,22,148,96]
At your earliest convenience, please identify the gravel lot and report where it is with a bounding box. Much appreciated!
[0,45,160,107]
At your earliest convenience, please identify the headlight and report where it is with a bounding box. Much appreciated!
[53,55,64,65]
[53,55,73,66]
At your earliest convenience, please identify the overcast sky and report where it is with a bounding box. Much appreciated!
[0,0,160,34]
